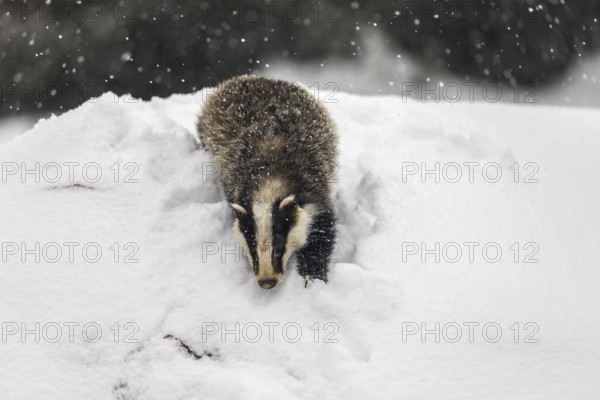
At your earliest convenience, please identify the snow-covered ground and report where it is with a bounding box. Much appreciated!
[1,89,599,399]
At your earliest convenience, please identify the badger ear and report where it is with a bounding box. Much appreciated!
[279,195,296,210]
[231,203,247,215]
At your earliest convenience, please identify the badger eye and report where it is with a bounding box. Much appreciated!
[273,233,285,256]
[273,244,284,258]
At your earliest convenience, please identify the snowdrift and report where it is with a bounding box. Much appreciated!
[1,91,599,399]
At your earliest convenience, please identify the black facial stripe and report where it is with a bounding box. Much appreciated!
[271,197,297,274]
[236,209,259,274]
[292,192,309,207]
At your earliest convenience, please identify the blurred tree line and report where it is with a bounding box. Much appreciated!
[1,0,599,116]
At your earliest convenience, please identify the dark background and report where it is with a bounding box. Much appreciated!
[1,0,599,118]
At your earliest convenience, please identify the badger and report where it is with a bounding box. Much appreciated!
[197,75,338,290]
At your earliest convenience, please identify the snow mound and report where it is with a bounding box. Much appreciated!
[1,91,599,399]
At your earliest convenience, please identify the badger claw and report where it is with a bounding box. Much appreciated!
[304,276,312,288]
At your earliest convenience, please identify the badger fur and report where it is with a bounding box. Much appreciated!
[197,75,338,289]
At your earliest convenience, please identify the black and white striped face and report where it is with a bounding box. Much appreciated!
[232,194,316,289]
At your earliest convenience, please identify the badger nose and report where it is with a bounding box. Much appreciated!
[258,279,277,290]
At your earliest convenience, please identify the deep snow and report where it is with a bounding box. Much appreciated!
[0,89,599,399]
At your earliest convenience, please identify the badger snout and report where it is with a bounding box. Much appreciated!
[258,279,278,290]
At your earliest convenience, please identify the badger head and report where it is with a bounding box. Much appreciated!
[231,194,316,289]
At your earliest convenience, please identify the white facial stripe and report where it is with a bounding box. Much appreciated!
[253,201,275,280]
[282,203,317,267]
[253,176,284,280]
[255,177,285,204]
[232,219,252,264]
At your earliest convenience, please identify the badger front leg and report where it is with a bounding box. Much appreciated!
[296,209,336,285]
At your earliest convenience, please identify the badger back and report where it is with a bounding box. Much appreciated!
[197,76,338,203]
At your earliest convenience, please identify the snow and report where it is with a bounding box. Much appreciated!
[1,90,599,399]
